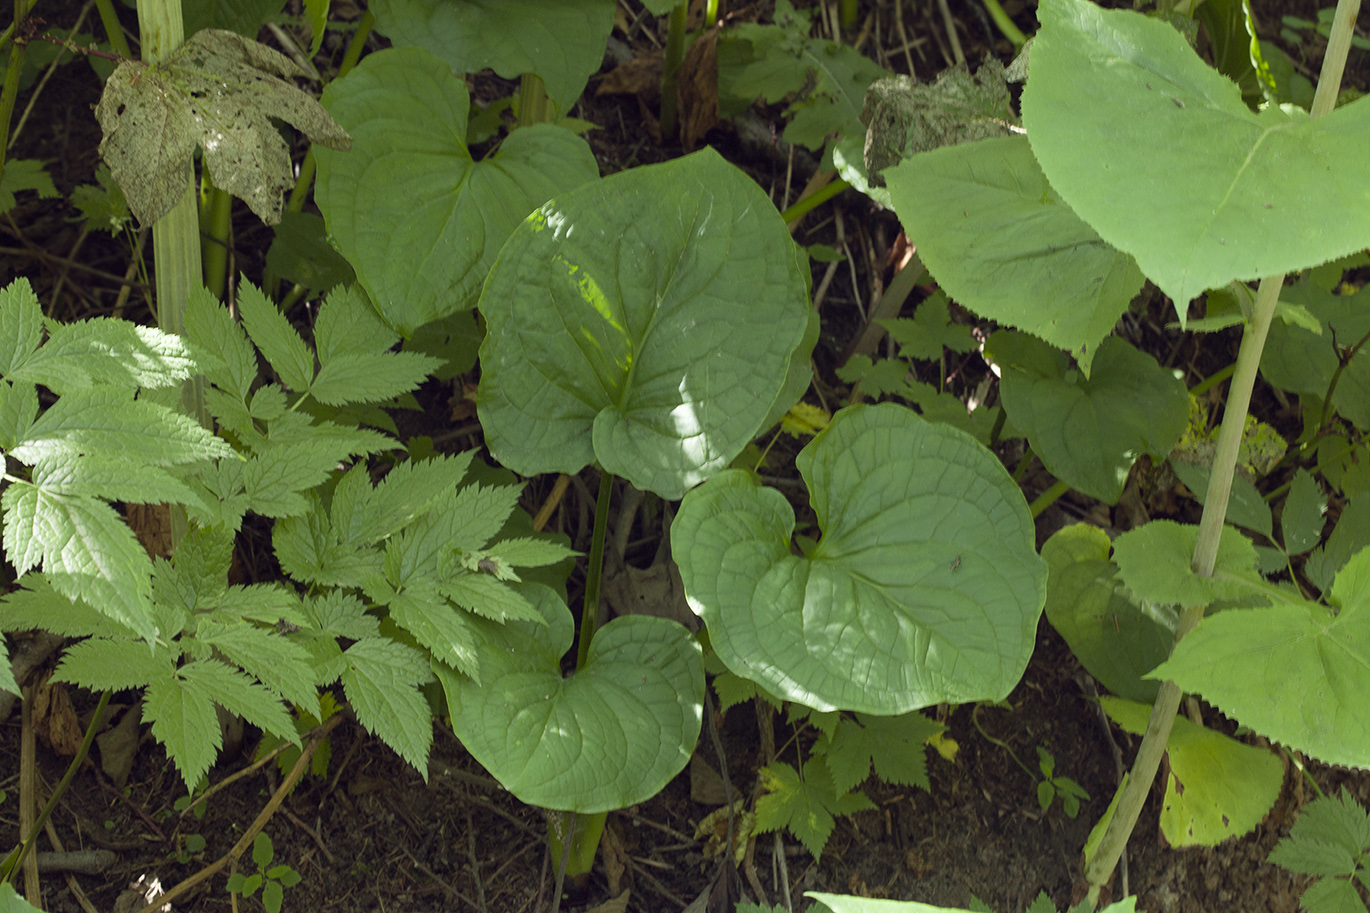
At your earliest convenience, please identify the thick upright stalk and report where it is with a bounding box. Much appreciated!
[517,73,551,126]
[659,1,688,140]
[575,469,613,671]
[1083,2,1357,899]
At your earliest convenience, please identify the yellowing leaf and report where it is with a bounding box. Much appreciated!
[95,29,351,226]
[781,401,830,437]
[929,731,959,762]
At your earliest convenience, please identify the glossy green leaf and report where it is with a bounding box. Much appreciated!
[477,147,814,499]
[316,47,600,336]
[674,403,1046,714]
[1152,546,1370,767]
[1102,697,1282,846]
[1022,0,1370,310]
[988,333,1188,504]
[885,137,1144,373]
[1041,524,1171,702]
[437,584,704,812]
[369,0,615,114]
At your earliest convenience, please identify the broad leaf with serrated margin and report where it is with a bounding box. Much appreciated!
[310,285,440,406]
[674,403,1046,713]
[369,0,614,114]
[1112,520,1262,607]
[316,47,600,335]
[885,138,1143,374]
[0,279,43,377]
[437,583,703,812]
[988,332,1187,503]
[341,638,433,774]
[754,757,874,859]
[816,711,941,794]
[186,285,259,400]
[1151,546,1370,767]
[478,148,814,500]
[1022,0,1370,311]
[236,281,314,393]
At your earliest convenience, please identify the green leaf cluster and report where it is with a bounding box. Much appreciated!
[1269,789,1370,913]
[225,833,301,913]
[754,756,875,859]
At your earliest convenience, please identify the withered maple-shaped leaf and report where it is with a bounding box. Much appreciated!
[96,29,351,226]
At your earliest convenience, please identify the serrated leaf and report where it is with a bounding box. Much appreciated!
[0,159,58,214]
[878,294,975,362]
[1151,546,1370,768]
[69,165,131,236]
[2,482,157,640]
[33,452,204,508]
[1284,468,1328,556]
[1269,789,1370,876]
[9,386,233,468]
[95,29,351,225]
[0,279,45,378]
[193,621,318,710]
[304,590,380,641]
[1168,458,1272,539]
[818,711,941,794]
[341,638,433,774]
[186,285,259,400]
[1112,520,1262,607]
[439,572,543,625]
[388,581,481,679]
[144,664,222,790]
[243,430,389,519]
[712,669,784,713]
[987,332,1188,503]
[335,453,474,547]
[235,281,314,393]
[53,637,174,690]
[316,47,600,335]
[274,508,385,591]
[0,574,130,638]
[482,536,577,569]
[19,319,199,392]
[754,757,874,859]
[180,658,297,741]
[304,0,328,54]
[0,380,38,452]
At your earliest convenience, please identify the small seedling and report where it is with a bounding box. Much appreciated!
[1036,747,1090,818]
[226,833,301,913]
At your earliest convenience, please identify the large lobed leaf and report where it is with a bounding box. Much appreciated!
[674,403,1046,713]
[477,147,814,499]
[316,47,600,335]
[1022,0,1370,311]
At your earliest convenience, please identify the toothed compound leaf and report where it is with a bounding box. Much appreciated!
[1112,520,1262,607]
[388,581,480,679]
[185,285,259,400]
[95,29,351,225]
[242,429,391,519]
[1023,0,1370,311]
[0,575,129,638]
[987,332,1188,502]
[0,279,44,376]
[2,483,156,640]
[54,637,174,690]
[446,482,523,554]
[341,637,433,774]
[754,757,874,859]
[886,138,1144,374]
[0,159,58,214]
[1103,697,1282,846]
[7,318,198,393]
[309,285,441,405]
[1151,546,1370,768]
[193,621,319,710]
[817,711,941,794]
[1284,469,1328,556]
[675,403,1046,713]
[336,453,475,546]
[274,507,386,591]
[478,147,814,499]
[439,572,543,625]
[482,537,577,569]
[8,386,230,470]
[235,281,314,393]
[369,0,615,114]
[316,47,600,335]
[0,381,37,452]
[1269,789,1370,876]
[437,584,703,812]
[717,0,887,149]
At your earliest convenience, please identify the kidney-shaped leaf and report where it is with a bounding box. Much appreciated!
[988,332,1188,504]
[477,147,814,500]
[369,0,615,114]
[885,135,1144,374]
[436,584,703,812]
[315,47,600,336]
[1151,546,1370,768]
[673,403,1046,714]
[1023,0,1370,310]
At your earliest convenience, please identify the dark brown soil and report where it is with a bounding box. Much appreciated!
[4,1,1370,912]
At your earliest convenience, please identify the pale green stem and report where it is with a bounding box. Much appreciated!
[779,178,849,224]
[546,810,607,882]
[199,170,232,300]
[517,73,551,126]
[575,469,613,671]
[0,8,25,185]
[981,0,1028,48]
[94,0,132,58]
[659,1,687,140]
[706,0,721,21]
[1083,1,1358,899]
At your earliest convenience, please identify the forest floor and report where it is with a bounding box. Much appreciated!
[3,0,1370,912]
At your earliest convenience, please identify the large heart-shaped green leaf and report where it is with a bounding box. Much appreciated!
[477,147,814,500]
[1151,545,1370,768]
[369,0,615,114]
[1022,0,1370,310]
[883,135,1143,374]
[435,584,703,812]
[673,403,1046,714]
[315,47,599,336]
[988,332,1188,504]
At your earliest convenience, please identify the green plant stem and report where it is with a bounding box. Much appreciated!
[199,172,232,300]
[1084,5,1358,897]
[839,0,858,31]
[0,0,37,54]
[575,469,614,671]
[706,0,721,21]
[1188,361,1235,398]
[517,73,551,126]
[1318,324,1370,428]
[970,704,1036,782]
[779,178,849,224]
[980,0,1028,48]
[659,1,688,140]
[546,809,607,883]
[0,0,30,187]
[0,690,110,885]
[1028,479,1068,519]
[94,0,131,58]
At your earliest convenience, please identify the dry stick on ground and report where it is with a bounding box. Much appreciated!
[127,712,345,913]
